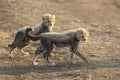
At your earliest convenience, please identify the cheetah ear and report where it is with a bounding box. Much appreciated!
[52,14,55,18]
[76,30,83,40]
[52,15,55,20]
[51,14,55,23]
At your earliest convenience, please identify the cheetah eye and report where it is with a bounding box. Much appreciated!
[81,36,84,38]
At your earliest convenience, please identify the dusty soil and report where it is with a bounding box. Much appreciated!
[0,0,120,80]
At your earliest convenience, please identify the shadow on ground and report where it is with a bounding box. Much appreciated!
[0,59,119,75]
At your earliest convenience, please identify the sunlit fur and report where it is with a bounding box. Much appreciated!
[26,28,89,66]
[8,14,55,57]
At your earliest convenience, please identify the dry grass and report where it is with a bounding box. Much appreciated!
[0,0,120,80]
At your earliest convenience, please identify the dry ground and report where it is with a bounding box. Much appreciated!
[0,0,120,80]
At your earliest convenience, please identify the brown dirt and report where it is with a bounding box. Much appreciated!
[0,0,120,80]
